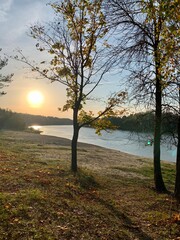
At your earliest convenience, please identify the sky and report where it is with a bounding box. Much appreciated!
[0,0,122,119]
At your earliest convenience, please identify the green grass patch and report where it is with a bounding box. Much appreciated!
[76,169,99,189]
[140,163,176,190]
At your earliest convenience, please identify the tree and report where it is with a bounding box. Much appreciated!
[165,1,180,201]
[16,0,126,172]
[155,0,180,200]
[105,0,179,192]
[165,61,180,200]
[0,109,26,130]
[175,85,180,201]
[0,49,13,95]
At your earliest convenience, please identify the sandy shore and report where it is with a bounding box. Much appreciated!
[1,130,100,148]
[1,130,155,178]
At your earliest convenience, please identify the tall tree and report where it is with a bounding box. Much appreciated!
[175,86,180,200]
[157,0,180,199]
[17,0,126,172]
[0,49,13,95]
[105,0,179,192]
[166,1,180,201]
[165,61,180,200]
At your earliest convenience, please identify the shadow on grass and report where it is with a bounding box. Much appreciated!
[72,169,152,239]
[94,196,153,240]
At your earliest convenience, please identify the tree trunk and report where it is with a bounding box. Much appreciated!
[71,108,79,173]
[175,88,180,201]
[153,75,167,192]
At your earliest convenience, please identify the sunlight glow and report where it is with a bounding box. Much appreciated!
[27,90,44,108]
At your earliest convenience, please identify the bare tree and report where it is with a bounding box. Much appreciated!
[16,0,126,172]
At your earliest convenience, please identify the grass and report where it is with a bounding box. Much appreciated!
[0,130,179,239]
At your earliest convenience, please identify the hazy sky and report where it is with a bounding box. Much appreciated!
[0,0,121,118]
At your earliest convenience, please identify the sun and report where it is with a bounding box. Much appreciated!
[27,90,44,108]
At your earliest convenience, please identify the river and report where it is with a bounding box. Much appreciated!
[31,125,177,163]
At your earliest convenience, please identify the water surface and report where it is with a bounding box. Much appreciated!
[32,125,177,162]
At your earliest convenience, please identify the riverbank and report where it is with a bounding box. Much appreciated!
[38,125,176,162]
[0,130,179,239]
[0,130,156,176]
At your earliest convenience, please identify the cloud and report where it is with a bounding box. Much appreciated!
[0,0,14,22]
[0,0,53,49]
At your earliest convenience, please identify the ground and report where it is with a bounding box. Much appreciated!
[0,130,179,240]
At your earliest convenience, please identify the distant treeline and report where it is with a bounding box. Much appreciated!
[0,109,178,134]
[19,113,72,126]
[109,111,178,134]
[0,109,26,130]
[0,109,72,130]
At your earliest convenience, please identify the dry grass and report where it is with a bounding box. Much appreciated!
[0,130,179,240]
